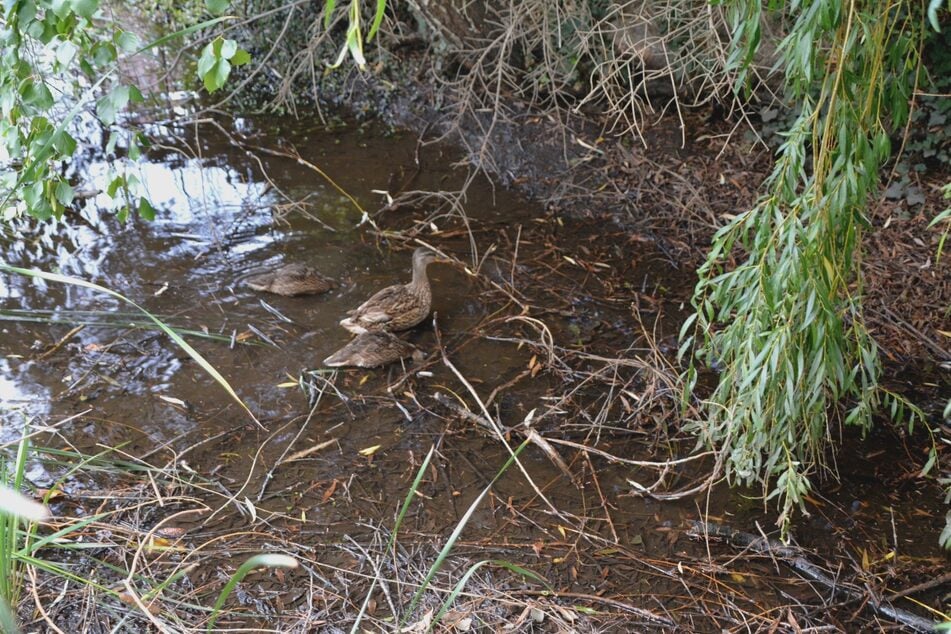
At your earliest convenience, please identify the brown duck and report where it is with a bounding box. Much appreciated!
[339,248,443,334]
[244,263,334,297]
[323,332,423,368]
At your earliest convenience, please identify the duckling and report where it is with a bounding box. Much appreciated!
[244,263,334,297]
[339,248,443,334]
[323,332,424,368]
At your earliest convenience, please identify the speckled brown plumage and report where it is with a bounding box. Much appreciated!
[323,332,423,368]
[244,263,334,297]
[339,248,441,333]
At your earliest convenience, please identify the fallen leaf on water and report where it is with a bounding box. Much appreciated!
[145,536,184,553]
[36,486,65,501]
[155,527,186,539]
[116,592,161,614]
[157,395,187,407]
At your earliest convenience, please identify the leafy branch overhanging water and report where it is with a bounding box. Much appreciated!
[683,0,938,536]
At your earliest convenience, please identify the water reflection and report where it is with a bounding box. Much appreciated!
[0,357,51,440]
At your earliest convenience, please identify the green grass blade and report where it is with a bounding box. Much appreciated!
[206,554,298,632]
[366,0,386,42]
[0,597,20,634]
[389,444,435,540]
[0,266,261,428]
[433,559,548,626]
[400,439,531,625]
[349,445,435,634]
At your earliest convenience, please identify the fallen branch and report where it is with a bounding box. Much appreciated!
[688,520,940,633]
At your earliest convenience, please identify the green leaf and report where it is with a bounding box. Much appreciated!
[0,14,237,221]
[28,190,53,219]
[92,42,116,66]
[116,31,140,52]
[56,39,78,66]
[128,85,144,103]
[323,0,336,29]
[21,80,54,110]
[54,181,74,206]
[197,42,217,77]
[69,0,98,19]
[205,0,228,14]
[137,197,155,221]
[219,38,237,60]
[106,175,124,198]
[23,180,43,209]
[231,48,250,66]
[52,131,77,156]
[116,205,128,223]
[110,85,130,111]
[202,58,231,92]
[927,0,944,32]
[51,0,71,19]
[17,1,36,23]
[96,94,116,125]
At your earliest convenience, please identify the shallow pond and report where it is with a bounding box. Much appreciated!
[0,112,947,631]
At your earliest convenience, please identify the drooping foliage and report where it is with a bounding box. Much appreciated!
[683,0,941,535]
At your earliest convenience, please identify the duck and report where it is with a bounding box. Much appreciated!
[244,263,334,297]
[323,332,424,368]
[339,248,443,334]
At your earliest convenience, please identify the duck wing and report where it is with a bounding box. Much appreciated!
[352,285,408,312]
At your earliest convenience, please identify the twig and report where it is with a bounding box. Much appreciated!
[434,318,566,518]
[513,589,675,627]
[688,520,940,633]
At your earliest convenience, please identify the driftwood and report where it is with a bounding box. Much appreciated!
[688,520,940,633]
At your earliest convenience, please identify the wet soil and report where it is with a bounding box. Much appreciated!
[1,112,949,631]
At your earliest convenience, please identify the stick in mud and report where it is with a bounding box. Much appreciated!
[688,520,941,633]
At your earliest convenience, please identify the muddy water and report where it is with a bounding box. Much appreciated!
[1,114,947,629]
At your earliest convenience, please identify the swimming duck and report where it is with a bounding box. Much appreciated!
[244,263,334,297]
[339,248,443,334]
[323,332,424,368]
